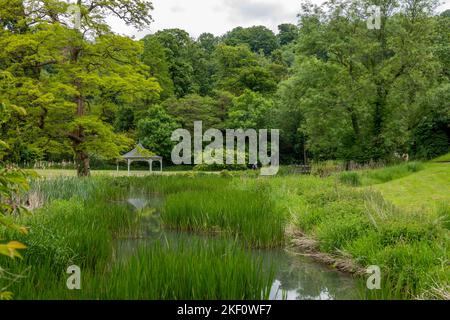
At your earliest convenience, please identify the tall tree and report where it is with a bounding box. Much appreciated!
[223,26,279,55]
[142,35,175,100]
[0,1,160,176]
[276,0,446,162]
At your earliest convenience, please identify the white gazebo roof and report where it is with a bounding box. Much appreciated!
[120,143,163,175]
[122,143,162,160]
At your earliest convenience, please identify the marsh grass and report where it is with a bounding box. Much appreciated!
[275,175,449,299]
[162,188,285,248]
[337,162,425,186]
[100,239,274,299]
[5,238,275,300]
[1,175,280,299]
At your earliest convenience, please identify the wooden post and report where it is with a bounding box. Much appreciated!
[127,159,131,176]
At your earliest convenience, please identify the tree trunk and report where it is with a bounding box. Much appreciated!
[73,94,90,177]
[76,149,90,177]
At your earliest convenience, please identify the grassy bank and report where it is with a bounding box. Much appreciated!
[275,163,449,299]
[2,163,449,300]
[373,163,450,211]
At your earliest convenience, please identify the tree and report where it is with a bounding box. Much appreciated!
[275,0,446,162]
[0,1,160,176]
[152,29,196,97]
[409,84,450,159]
[277,23,299,46]
[163,94,221,132]
[197,33,219,53]
[223,26,279,55]
[236,66,278,94]
[142,35,175,100]
[228,90,274,129]
[137,105,179,159]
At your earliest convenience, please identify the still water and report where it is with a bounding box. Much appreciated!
[115,194,360,300]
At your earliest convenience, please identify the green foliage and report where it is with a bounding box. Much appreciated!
[102,239,274,299]
[163,188,285,248]
[228,90,274,129]
[338,172,361,186]
[151,29,197,97]
[142,36,175,100]
[0,108,30,297]
[137,105,179,159]
[223,26,279,55]
[338,162,425,186]
[276,173,450,299]
[0,1,161,175]
[192,144,249,171]
[277,24,299,46]
[410,84,450,159]
[275,0,449,163]
[163,94,221,131]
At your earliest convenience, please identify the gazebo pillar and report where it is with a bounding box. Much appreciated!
[127,159,131,176]
[148,160,153,172]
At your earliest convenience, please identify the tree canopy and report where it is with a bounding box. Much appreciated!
[1,0,448,174]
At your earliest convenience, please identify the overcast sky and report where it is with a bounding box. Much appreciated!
[106,0,450,39]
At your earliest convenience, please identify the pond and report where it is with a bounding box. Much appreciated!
[114,194,360,300]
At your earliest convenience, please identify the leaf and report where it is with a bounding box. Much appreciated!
[0,291,13,300]
[6,241,27,249]
[10,105,27,116]
[0,241,26,259]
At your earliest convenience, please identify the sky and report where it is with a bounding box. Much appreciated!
[106,0,450,39]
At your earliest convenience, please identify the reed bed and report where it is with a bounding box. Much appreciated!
[99,239,274,300]
[162,189,285,248]
[1,175,281,299]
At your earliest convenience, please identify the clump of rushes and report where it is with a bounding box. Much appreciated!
[29,175,233,203]
[338,171,361,186]
[337,161,425,187]
[99,239,274,300]
[1,197,140,298]
[162,189,285,248]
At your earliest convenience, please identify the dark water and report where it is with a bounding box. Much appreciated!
[115,194,360,300]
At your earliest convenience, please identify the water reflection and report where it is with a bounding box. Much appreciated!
[258,249,358,300]
[117,196,359,300]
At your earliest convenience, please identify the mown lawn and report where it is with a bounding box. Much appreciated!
[372,163,450,211]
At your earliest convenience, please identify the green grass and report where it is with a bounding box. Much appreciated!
[337,162,425,187]
[6,238,274,300]
[100,239,274,300]
[3,162,449,300]
[272,173,450,299]
[1,175,278,299]
[162,188,285,248]
[373,163,450,211]
[28,169,216,178]
[432,152,450,162]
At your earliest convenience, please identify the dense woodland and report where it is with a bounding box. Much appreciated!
[0,0,449,176]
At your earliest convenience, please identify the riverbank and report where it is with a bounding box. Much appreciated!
[1,162,449,299]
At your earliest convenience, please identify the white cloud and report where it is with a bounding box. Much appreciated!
[107,0,450,39]
[107,0,308,39]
